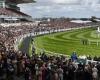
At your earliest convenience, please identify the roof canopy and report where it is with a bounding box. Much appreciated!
[6,0,35,4]
[71,20,92,23]
[0,8,31,18]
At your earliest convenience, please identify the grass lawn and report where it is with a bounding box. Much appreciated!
[34,27,100,57]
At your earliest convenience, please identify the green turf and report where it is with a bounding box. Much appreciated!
[34,28,100,57]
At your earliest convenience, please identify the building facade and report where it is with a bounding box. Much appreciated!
[0,0,34,23]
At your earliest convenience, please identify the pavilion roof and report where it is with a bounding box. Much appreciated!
[0,8,31,18]
[6,0,35,4]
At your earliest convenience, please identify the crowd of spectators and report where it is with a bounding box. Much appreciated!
[0,48,100,80]
[0,20,100,80]
[0,20,90,50]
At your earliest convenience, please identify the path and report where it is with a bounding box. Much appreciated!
[19,36,31,54]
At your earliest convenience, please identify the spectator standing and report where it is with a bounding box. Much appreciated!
[58,66,63,80]
[71,52,78,62]
[92,65,98,80]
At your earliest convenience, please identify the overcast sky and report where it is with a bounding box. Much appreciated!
[18,0,100,18]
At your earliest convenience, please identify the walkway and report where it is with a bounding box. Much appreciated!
[19,36,32,54]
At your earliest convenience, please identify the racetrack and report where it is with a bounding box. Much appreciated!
[34,27,100,57]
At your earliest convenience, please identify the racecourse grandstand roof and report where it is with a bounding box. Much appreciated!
[6,0,35,4]
[94,19,100,22]
[71,20,92,23]
[0,8,31,18]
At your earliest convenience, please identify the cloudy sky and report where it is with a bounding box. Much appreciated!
[18,0,100,18]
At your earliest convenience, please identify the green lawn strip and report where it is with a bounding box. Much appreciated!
[43,40,100,56]
[28,40,33,56]
[34,37,44,54]
[62,28,92,40]
[34,28,100,57]
[50,28,92,41]
[18,42,22,50]
[18,39,23,50]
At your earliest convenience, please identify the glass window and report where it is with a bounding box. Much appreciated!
[0,0,5,8]
[0,2,3,8]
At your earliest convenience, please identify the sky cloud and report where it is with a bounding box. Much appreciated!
[18,0,100,18]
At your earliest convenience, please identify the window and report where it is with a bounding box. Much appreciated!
[0,1,5,8]
[0,2,3,8]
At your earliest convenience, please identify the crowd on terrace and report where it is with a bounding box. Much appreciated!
[0,20,90,50]
[0,20,100,80]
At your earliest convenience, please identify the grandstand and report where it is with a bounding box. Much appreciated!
[0,0,34,23]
